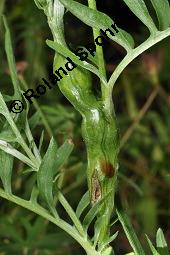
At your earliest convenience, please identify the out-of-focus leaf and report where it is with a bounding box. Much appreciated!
[29,111,41,130]
[38,130,44,152]
[150,0,170,30]
[0,0,4,27]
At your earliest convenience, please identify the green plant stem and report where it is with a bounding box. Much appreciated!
[108,28,170,89]
[0,188,100,255]
[87,0,108,105]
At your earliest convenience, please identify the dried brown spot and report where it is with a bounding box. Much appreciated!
[91,172,102,204]
[100,161,115,178]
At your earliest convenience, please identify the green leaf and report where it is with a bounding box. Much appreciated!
[3,16,21,99]
[150,0,170,30]
[83,193,111,232]
[156,228,169,255]
[37,138,73,216]
[37,137,58,216]
[76,191,90,218]
[34,0,47,10]
[101,231,119,250]
[46,39,107,84]
[59,0,134,50]
[54,139,74,175]
[0,127,16,142]
[122,0,157,33]
[145,234,159,255]
[30,186,39,204]
[0,151,13,193]
[0,140,35,169]
[116,28,135,49]
[116,210,145,255]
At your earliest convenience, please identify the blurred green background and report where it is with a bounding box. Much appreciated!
[0,0,170,254]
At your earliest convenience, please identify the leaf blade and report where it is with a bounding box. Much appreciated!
[145,234,159,255]
[156,228,169,255]
[46,39,107,83]
[122,0,157,33]
[150,0,170,30]
[0,151,13,193]
[59,0,134,50]
[76,191,90,218]
[37,137,58,216]
[116,210,145,255]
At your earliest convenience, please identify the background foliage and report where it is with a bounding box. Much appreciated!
[0,0,170,254]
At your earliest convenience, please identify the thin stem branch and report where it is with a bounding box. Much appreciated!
[58,192,85,236]
[87,0,107,100]
[0,188,100,255]
[108,28,170,90]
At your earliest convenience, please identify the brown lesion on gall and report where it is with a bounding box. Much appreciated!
[91,171,102,205]
[100,161,115,178]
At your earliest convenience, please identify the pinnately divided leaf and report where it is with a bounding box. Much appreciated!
[122,0,157,34]
[59,0,134,50]
[150,0,170,30]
